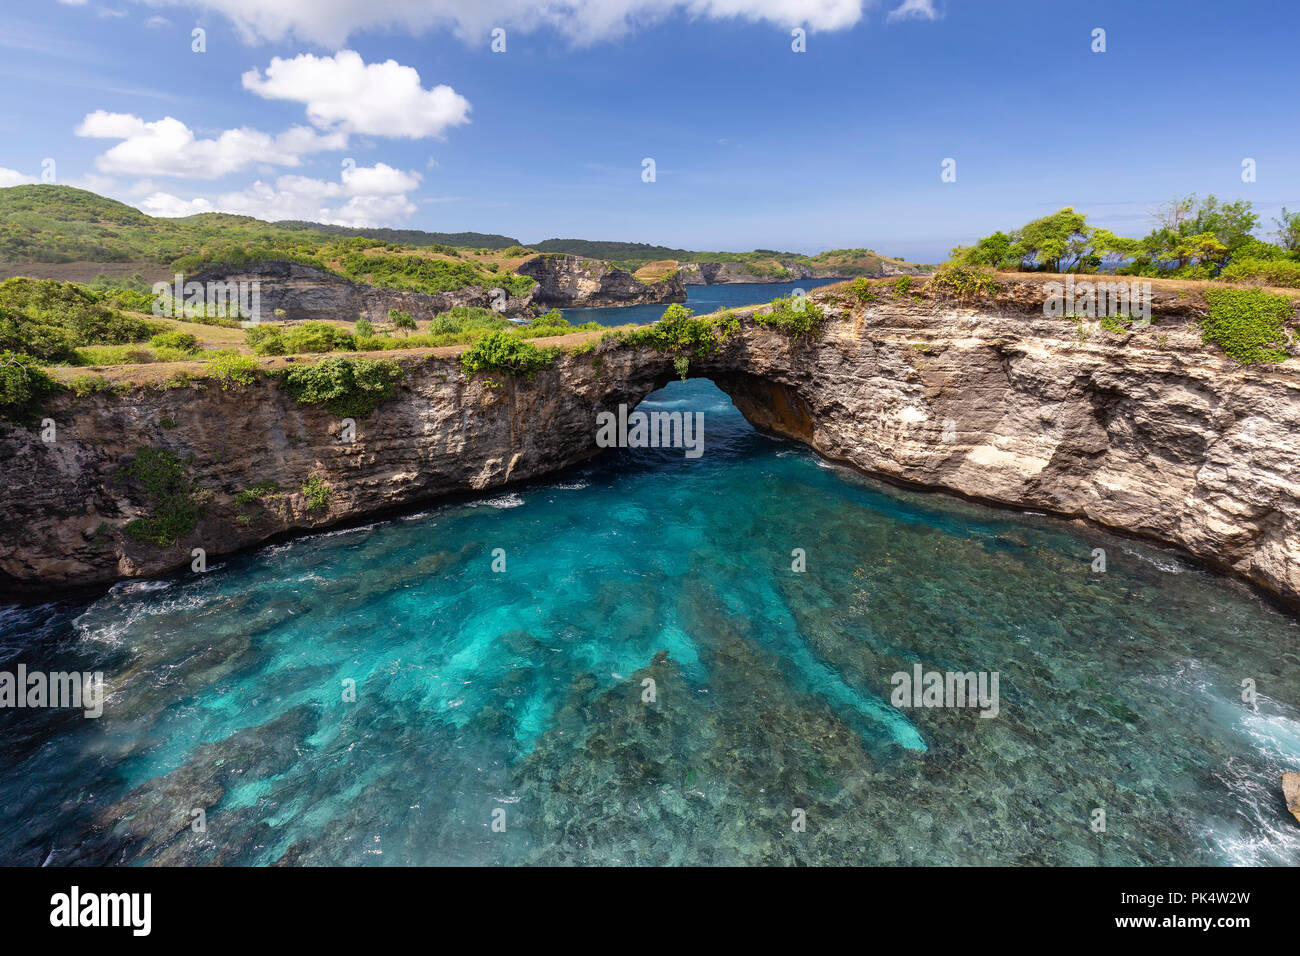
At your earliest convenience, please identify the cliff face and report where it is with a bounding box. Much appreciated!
[3,280,1299,608]
[516,254,686,307]
[676,259,926,284]
[188,261,537,321]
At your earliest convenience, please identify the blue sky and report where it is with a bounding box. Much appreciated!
[2,0,1298,262]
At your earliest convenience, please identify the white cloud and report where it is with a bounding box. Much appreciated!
[242,51,471,139]
[144,15,171,27]
[76,110,347,178]
[134,0,876,47]
[140,162,421,227]
[0,168,39,187]
[139,193,214,216]
[887,0,938,22]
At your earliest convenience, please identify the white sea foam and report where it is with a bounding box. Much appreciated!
[551,480,590,491]
[475,493,524,509]
[1121,545,1187,574]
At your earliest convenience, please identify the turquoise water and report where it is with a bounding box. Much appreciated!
[560,278,841,326]
[1,379,1298,865]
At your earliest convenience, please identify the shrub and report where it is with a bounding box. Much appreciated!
[277,355,404,417]
[207,350,260,388]
[754,296,826,337]
[0,278,163,361]
[0,351,59,417]
[122,447,200,547]
[235,479,280,506]
[355,318,374,337]
[148,330,200,354]
[301,474,331,511]
[0,309,77,362]
[928,266,1000,301]
[850,277,878,303]
[459,331,558,378]
[245,325,286,355]
[530,309,569,328]
[616,304,740,359]
[284,322,356,354]
[388,309,417,334]
[1220,258,1300,289]
[247,322,355,356]
[1200,288,1293,364]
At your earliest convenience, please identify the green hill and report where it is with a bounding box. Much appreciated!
[532,237,926,274]
[0,185,519,265]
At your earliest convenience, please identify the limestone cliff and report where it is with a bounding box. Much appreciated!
[676,259,926,284]
[2,277,1298,609]
[516,254,686,307]
[188,261,537,321]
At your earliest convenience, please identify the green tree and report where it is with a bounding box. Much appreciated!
[1013,208,1092,272]
[388,309,416,335]
[1274,207,1300,253]
[949,230,1014,269]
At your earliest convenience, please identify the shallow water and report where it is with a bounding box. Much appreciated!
[1,379,1298,866]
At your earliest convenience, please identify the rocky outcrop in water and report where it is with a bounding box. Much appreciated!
[188,261,537,321]
[1285,772,1300,824]
[516,253,685,307]
[2,276,1299,609]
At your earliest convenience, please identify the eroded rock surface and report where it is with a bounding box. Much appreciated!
[516,253,685,307]
[2,279,1298,609]
[189,261,537,321]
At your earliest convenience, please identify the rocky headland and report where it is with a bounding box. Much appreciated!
[516,253,686,307]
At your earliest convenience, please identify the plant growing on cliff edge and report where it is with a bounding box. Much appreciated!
[207,350,260,389]
[235,479,280,506]
[850,277,878,303]
[122,446,201,547]
[277,355,404,417]
[617,304,740,362]
[459,331,559,380]
[301,475,331,511]
[0,350,59,420]
[754,296,826,338]
[928,266,1000,302]
[1200,288,1293,364]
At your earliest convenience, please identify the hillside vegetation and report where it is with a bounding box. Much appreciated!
[0,185,519,264]
[532,238,926,275]
[0,185,538,298]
